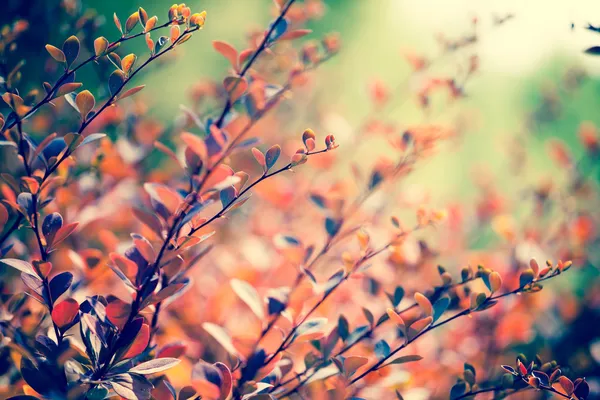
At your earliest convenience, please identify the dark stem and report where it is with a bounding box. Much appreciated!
[213,0,297,129]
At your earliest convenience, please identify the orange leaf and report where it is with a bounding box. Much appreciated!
[279,29,312,41]
[121,54,137,74]
[75,90,95,120]
[414,292,432,316]
[181,132,208,161]
[223,76,248,103]
[170,25,181,43]
[213,40,239,71]
[118,85,145,101]
[45,44,66,63]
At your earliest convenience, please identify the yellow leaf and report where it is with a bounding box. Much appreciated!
[121,54,137,74]
[94,37,109,56]
[75,90,95,120]
[45,44,66,63]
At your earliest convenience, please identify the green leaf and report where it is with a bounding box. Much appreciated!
[432,297,450,323]
[128,358,180,375]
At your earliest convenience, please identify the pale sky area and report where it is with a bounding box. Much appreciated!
[392,0,600,74]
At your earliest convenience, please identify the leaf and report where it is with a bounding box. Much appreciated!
[118,85,145,101]
[432,297,450,323]
[279,29,312,41]
[192,362,223,399]
[1,258,38,277]
[75,90,95,120]
[123,323,150,359]
[52,298,79,328]
[129,358,181,375]
[223,76,248,103]
[374,340,391,359]
[106,298,132,331]
[519,269,535,287]
[559,376,574,395]
[295,318,327,339]
[214,362,232,400]
[49,271,73,303]
[202,322,239,357]
[180,132,208,165]
[584,46,600,55]
[111,373,153,400]
[343,356,368,377]
[450,381,467,400]
[574,379,590,399]
[42,212,63,245]
[52,222,79,247]
[94,37,109,56]
[54,82,83,98]
[252,147,266,172]
[408,316,433,339]
[213,40,238,71]
[220,186,237,208]
[62,35,80,68]
[325,218,342,237]
[265,145,281,170]
[170,25,180,43]
[385,354,423,366]
[113,13,123,34]
[231,279,264,319]
[268,18,288,42]
[414,292,432,316]
[81,133,106,146]
[45,44,66,63]
[121,54,137,75]
[109,70,127,96]
[125,12,140,34]
[338,315,349,341]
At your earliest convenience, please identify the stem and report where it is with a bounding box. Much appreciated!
[4,20,180,130]
[213,0,297,129]
[78,26,200,135]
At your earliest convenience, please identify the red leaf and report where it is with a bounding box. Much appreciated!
[52,222,79,247]
[106,298,132,331]
[51,298,79,328]
[157,342,187,359]
[213,41,239,71]
[214,362,232,400]
[124,323,150,359]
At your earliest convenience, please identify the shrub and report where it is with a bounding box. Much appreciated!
[0,1,596,400]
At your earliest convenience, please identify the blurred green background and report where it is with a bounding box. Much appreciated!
[4,0,600,200]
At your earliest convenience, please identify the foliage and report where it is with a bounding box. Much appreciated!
[0,1,598,400]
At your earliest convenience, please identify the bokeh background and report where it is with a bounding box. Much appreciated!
[2,0,600,398]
